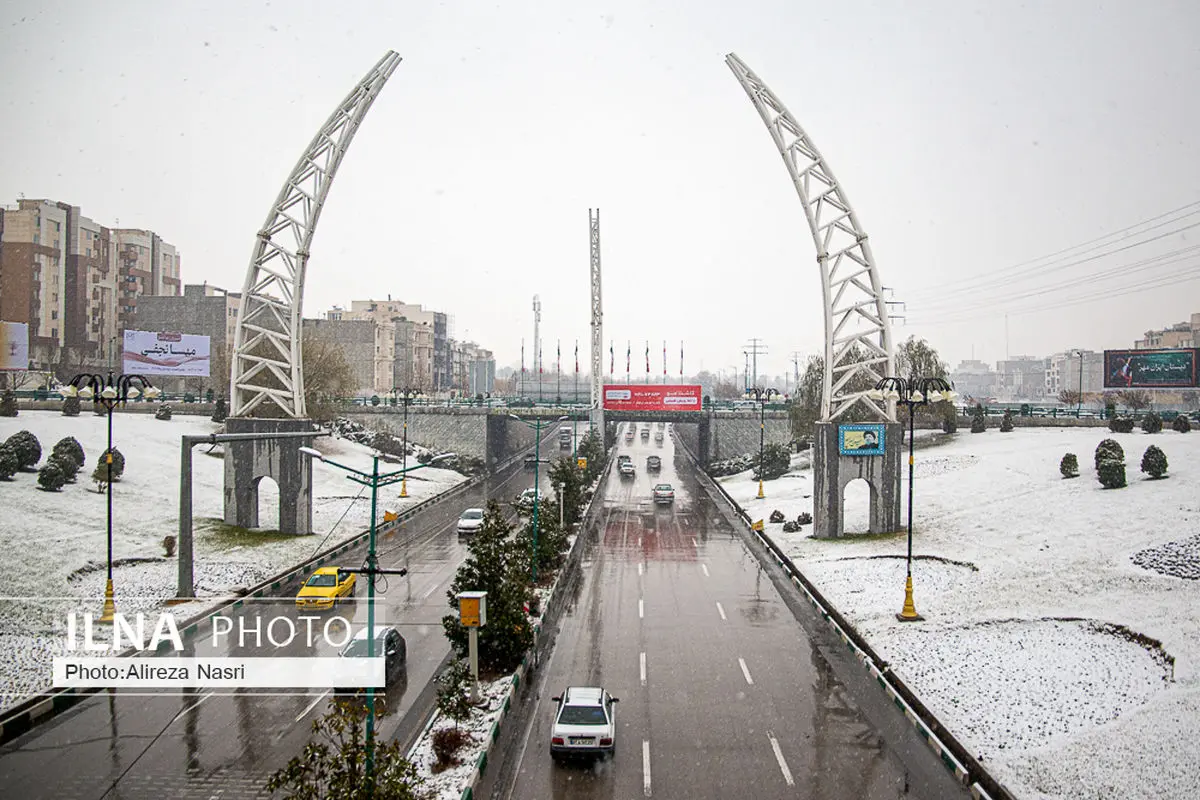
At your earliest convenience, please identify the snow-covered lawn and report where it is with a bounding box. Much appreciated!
[722,427,1200,800]
[0,410,467,710]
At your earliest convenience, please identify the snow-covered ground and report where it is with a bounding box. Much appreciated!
[720,427,1200,799]
[0,410,467,710]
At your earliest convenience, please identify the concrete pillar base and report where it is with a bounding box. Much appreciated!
[812,421,903,539]
[223,417,316,534]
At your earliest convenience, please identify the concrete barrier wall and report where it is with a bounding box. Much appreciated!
[708,412,792,461]
[343,407,491,460]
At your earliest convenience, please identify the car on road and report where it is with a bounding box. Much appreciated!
[619,459,635,478]
[640,427,650,440]
[296,566,356,610]
[646,455,661,472]
[550,686,619,761]
[653,483,675,505]
[336,625,407,695]
[654,430,664,443]
[515,488,538,513]
[624,427,635,442]
[457,507,485,536]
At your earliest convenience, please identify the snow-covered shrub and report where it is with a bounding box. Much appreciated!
[0,445,18,480]
[781,520,800,533]
[1000,410,1014,432]
[4,430,41,470]
[751,443,791,481]
[1094,439,1124,472]
[431,727,472,772]
[1173,415,1192,433]
[37,459,68,491]
[52,436,85,469]
[769,510,785,524]
[1060,453,1079,478]
[210,397,228,423]
[941,413,957,434]
[48,452,79,483]
[796,511,813,525]
[970,405,986,433]
[1109,416,1135,433]
[95,447,126,481]
[0,389,17,417]
[1141,445,1168,479]
[707,453,758,477]
[61,395,81,416]
[1141,412,1163,434]
[163,535,177,557]
[1097,458,1126,489]
[154,405,173,421]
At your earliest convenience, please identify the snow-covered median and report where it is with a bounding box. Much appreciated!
[0,410,468,711]
[720,427,1200,799]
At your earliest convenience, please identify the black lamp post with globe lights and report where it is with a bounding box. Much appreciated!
[393,387,421,498]
[867,375,955,622]
[60,371,160,622]
[746,386,779,499]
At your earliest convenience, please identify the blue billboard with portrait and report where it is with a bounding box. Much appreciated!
[838,423,885,456]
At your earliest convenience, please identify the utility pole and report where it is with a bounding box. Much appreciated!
[532,295,541,402]
[743,339,767,391]
[790,351,803,395]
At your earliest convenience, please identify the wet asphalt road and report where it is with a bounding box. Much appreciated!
[479,423,970,800]
[0,433,569,799]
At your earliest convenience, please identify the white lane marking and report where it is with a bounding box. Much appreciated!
[643,739,652,796]
[640,652,647,685]
[295,690,330,723]
[691,537,697,547]
[638,562,644,576]
[701,564,709,577]
[638,536,642,548]
[768,732,795,786]
[738,657,754,685]
[638,598,644,619]
[716,601,727,621]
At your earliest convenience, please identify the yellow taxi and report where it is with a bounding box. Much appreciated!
[296,566,356,609]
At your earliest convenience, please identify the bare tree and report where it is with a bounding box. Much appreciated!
[1058,389,1082,407]
[300,334,356,422]
[1117,389,1152,412]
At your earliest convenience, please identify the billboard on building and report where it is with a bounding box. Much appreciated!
[123,330,211,377]
[1103,349,1198,389]
[838,423,886,456]
[0,322,30,370]
[602,384,702,412]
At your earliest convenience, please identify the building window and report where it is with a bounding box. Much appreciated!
[51,311,57,320]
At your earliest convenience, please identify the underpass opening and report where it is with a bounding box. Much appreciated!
[841,477,874,535]
[253,475,281,532]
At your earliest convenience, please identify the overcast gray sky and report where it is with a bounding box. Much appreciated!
[3,0,1198,380]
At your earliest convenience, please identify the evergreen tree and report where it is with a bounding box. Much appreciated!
[154,405,173,421]
[0,389,17,417]
[1060,453,1079,478]
[548,456,586,527]
[1172,415,1191,433]
[435,660,473,729]
[1140,445,1168,479]
[1097,458,1126,489]
[4,430,41,470]
[751,443,792,481]
[1000,410,1014,432]
[1094,439,1124,472]
[441,502,534,673]
[1141,412,1163,434]
[211,396,228,423]
[61,395,81,417]
[970,404,987,433]
[577,429,605,483]
[37,459,68,491]
[940,403,958,433]
[97,447,125,480]
[0,445,18,480]
[52,436,86,469]
[49,452,79,483]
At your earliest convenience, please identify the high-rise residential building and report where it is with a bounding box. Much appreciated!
[448,339,496,396]
[0,198,180,373]
[949,359,995,402]
[339,298,455,392]
[1047,349,1104,399]
[133,283,241,394]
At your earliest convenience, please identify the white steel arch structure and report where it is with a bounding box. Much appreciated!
[588,208,604,432]
[230,51,402,418]
[725,53,895,422]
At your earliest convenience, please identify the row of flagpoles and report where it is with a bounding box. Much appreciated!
[519,340,686,382]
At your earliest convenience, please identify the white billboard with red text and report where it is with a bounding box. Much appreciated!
[602,384,701,412]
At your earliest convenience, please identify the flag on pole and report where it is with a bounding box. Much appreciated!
[662,340,667,377]
[610,340,614,375]
[557,339,561,374]
[680,341,684,377]
[521,340,525,374]
[539,340,543,374]
[574,340,579,374]
[626,341,631,377]
[645,341,650,375]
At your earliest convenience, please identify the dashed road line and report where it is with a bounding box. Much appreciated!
[639,598,644,619]
[767,731,795,786]
[716,601,727,621]
[738,657,754,685]
[640,652,647,686]
[700,564,709,577]
[638,562,644,576]
[642,739,652,796]
[691,537,697,547]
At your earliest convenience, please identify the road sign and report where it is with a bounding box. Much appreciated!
[577,457,587,470]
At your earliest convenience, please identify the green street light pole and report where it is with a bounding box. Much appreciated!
[298,446,453,795]
[1074,350,1084,418]
[509,413,568,584]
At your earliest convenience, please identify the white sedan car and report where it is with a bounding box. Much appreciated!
[457,508,485,536]
[550,686,619,761]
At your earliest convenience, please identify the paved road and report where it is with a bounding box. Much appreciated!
[478,422,970,800]
[0,434,570,800]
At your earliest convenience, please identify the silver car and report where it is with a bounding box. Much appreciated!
[457,508,485,536]
[550,686,618,761]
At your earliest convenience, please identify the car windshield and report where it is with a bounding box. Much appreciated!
[558,705,608,725]
[656,485,672,491]
[462,510,483,520]
[341,637,386,658]
[305,574,337,587]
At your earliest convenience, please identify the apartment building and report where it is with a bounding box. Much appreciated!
[0,198,180,372]
[994,356,1050,402]
[949,359,995,402]
[1047,349,1104,398]
[1134,313,1200,350]
[133,283,241,394]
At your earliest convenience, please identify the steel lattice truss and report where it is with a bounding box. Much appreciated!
[589,209,605,431]
[230,51,402,418]
[725,53,894,422]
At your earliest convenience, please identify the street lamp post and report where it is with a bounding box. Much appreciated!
[61,371,161,622]
[1073,350,1084,418]
[297,446,453,794]
[509,413,568,584]
[394,388,420,497]
[746,386,778,499]
[868,376,956,622]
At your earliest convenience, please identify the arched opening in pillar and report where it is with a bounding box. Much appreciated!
[842,478,875,535]
[253,475,281,532]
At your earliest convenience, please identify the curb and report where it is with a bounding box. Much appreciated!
[0,449,534,747]
[673,435,1013,800]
